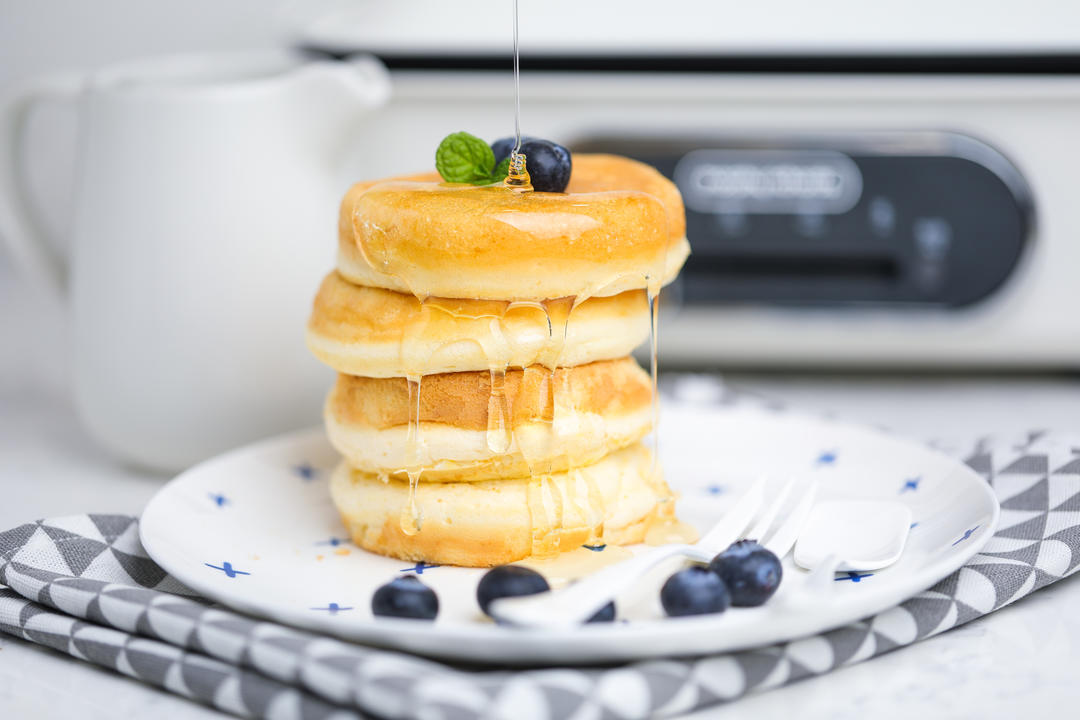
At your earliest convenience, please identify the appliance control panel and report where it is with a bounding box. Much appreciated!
[574,132,1034,307]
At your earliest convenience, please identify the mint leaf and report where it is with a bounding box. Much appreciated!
[489,156,511,183]
[436,132,495,183]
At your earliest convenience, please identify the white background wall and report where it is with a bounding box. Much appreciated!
[0,1,290,88]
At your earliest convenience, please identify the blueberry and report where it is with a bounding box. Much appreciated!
[476,565,550,617]
[371,575,439,620]
[660,566,730,617]
[490,136,572,192]
[586,601,616,623]
[709,539,783,607]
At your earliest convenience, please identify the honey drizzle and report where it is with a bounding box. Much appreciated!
[395,295,433,536]
[486,365,512,453]
[517,296,602,555]
[399,375,423,535]
[505,153,532,191]
[575,467,606,543]
[522,300,559,555]
[527,473,562,557]
[388,281,669,546]
[558,297,608,543]
[646,279,661,472]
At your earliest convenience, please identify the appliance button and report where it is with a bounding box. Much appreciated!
[715,212,749,237]
[794,211,827,238]
[913,218,952,260]
[914,262,946,292]
[869,196,896,237]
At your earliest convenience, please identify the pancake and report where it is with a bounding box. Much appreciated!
[330,442,675,566]
[325,357,653,482]
[336,154,690,301]
[307,272,651,377]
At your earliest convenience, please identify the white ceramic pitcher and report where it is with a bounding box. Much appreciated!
[0,50,390,471]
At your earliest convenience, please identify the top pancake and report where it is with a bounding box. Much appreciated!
[336,154,689,301]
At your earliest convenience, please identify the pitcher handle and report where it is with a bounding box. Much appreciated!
[0,73,84,298]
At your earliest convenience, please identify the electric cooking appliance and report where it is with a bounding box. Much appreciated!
[298,0,1080,368]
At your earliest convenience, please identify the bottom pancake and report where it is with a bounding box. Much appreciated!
[330,443,674,567]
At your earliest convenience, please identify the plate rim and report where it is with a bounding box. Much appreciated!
[140,405,1000,664]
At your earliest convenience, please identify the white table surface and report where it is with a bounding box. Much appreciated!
[3,264,1080,719]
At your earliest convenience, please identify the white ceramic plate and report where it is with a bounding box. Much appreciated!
[140,403,999,665]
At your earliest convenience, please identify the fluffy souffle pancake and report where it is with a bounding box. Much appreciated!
[307,272,651,377]
[331,442,674,566]
[336,154,690,301]
[325,357,652,482]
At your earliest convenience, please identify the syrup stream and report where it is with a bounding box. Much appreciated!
[646,280,660,472]
[511,0,521,155]
[505,0,531,191]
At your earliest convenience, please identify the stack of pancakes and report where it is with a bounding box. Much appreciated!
[307,154,690,567]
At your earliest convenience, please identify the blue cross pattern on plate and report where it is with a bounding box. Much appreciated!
[952,525,980,546]
[293,462,317,481]
[311,603,353,615]
[900,476,921,493]
[400,562,439,574]
[315,537,350,547]
[205,561,250,578]
[815,450,838,466]
[835,571,873,583]
[207,492,229,507]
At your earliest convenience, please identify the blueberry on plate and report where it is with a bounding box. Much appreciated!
[489,136,572,192]
[371,575,439,620]
[477,565,550,617]
[709,539,783,607]
[586,601,616,623]
[660,566,730,617]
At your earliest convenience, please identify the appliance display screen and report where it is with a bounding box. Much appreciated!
[675,149,863,216]
[575,133,1032,307]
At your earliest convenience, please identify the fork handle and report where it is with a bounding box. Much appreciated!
[490,543,711,628]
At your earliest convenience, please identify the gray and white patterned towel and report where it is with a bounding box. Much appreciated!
[2,428,1080,720]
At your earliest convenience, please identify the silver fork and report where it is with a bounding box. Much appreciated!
[489,475,819,628]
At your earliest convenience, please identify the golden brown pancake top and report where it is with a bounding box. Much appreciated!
[334,154,689,301]
[338,153,685,245]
